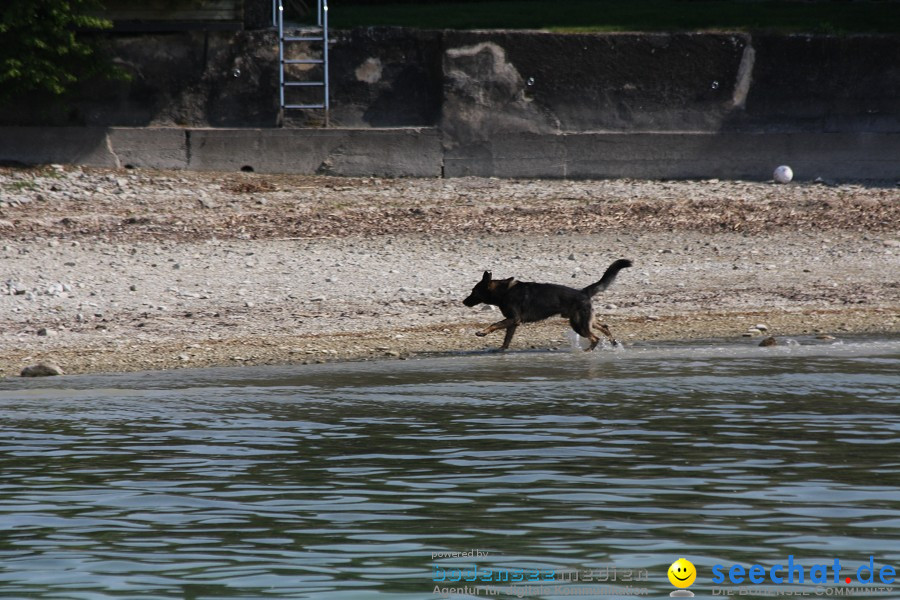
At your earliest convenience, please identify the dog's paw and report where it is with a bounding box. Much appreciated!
[475,330,488,337]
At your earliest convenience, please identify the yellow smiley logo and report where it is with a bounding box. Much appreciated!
[668,558,697,588]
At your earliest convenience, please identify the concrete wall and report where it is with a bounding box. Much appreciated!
[0,126,443,177]
[2,30,280,128]
[4,126,899,180]
[7,29,900,132]
[2,29,900,179]
[438,32,900,136]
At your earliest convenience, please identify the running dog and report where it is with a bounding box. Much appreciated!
[462,259,632,351]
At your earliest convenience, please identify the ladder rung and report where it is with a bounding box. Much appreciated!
[284,36,324,42]
[285,104,326,109]
[284,59,324,64]
[284,81,325,86]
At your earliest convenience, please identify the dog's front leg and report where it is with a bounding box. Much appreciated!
[476,318,518,337]
[475,318,519,352]
[593,321,620,347]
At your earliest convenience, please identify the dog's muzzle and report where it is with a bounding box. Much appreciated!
[462,295,479,307]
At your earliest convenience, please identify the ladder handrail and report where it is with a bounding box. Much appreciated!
[323,0,329,116]
[277,1,284,114]
[276,0,329,126]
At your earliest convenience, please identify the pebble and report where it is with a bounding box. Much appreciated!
[759,336,777,347]
[6,281,27,295]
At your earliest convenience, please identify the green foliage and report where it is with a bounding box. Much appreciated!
[0,0,118,103]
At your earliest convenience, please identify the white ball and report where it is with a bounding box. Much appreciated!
[773,165,793,184]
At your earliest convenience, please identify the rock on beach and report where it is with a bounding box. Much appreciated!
[21,362,65,377]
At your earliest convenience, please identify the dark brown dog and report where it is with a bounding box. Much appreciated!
[463,259,632,351]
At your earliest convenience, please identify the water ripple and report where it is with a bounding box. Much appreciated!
[0,338,898,597]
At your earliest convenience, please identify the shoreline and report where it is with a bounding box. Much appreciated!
[3,307,897,378]
[1,166,898,377]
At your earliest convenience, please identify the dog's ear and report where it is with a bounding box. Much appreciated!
[481,270,492,282]
[504,278,517,289]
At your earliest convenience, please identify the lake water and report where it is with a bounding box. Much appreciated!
[1,338,899,600]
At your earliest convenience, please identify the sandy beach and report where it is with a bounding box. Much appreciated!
[1,165,898,376]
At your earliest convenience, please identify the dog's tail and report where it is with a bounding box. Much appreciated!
[581,259,632,297]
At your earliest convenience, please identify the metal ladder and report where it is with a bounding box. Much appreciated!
[275,0,329,125]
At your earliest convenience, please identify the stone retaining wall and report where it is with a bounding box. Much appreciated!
[2,29,899,179]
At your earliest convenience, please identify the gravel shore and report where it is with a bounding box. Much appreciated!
[1,165,898,376]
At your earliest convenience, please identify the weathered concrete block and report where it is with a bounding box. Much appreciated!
[188,127,442,177]
[107,128,188,169]
[564,132,900,180]
[327,28,444,128]
[321,128,443,177]
[446,131,900,179]
[0,127,116,167]
[745,34,900,132]
[441,34,560,144]
[442,30,749,138]
[444,133,565,178]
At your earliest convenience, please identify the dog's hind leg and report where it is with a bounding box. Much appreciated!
[584,330,602,351]
[570,310,601,351]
